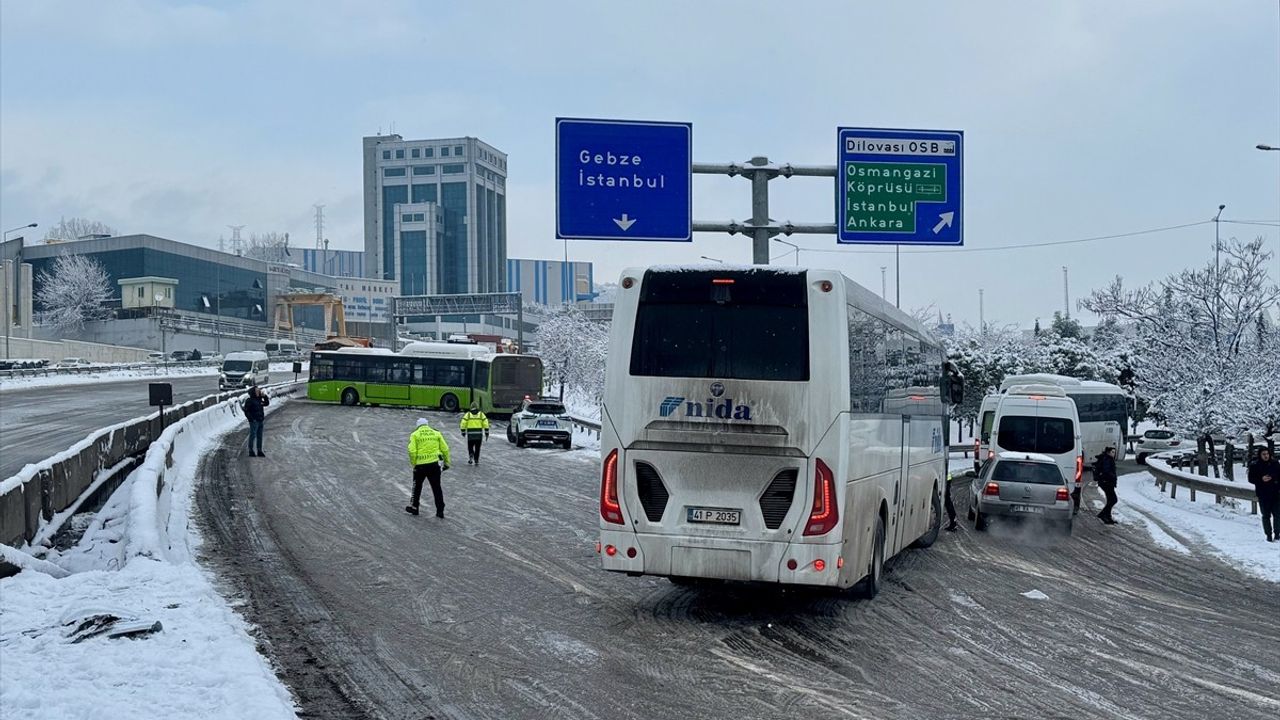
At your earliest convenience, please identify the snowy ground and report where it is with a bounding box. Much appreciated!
[0,390,300,719]
[1114,470,1279,583]
[0,362,303,392]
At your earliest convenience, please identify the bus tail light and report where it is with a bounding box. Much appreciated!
[983,482,1000,496]
[803,459,839,536]
[1056,487,1070,502]
[600,449,624,524]
[813,559,826,572]
[1075,455,1084,485]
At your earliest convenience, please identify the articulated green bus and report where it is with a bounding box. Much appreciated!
[307,347,544,414]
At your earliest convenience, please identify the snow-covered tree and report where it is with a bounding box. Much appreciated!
[1081,236,1279,437]
[42,217,116,243]
[35,253,112,330]
[245,232,293,263]
[534,304,610,408]
[945,324,1030,434]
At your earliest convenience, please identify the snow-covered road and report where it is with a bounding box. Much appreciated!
[198,402,1280,719]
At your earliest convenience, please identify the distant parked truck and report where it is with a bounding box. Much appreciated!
[264,339,298,358]
[220,351,271,390]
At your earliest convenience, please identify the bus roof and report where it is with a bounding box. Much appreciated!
[401,341,491,359]
[999,373,1125,393]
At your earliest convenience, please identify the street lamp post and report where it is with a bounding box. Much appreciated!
[771,238,800,266]
[699,255,724,264]
[1256,143,1280,151]
[1213,204,1225,333]
[3,223,38,360]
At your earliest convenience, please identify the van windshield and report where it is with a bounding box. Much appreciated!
[997,416,1075,455]
[223,360,252,372]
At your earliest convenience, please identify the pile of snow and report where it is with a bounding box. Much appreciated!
[0,384,301,719]
[1114,471,1279,583]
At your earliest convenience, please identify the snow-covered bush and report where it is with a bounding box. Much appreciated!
[34,252,112,330]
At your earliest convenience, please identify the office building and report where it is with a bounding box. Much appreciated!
[302,248,365,278]
[506,259,594,306]
[362,134,508,295]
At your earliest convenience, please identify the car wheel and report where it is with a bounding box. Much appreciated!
[341,388,359,406]
[855,516,887,599]
[974,509,988,532]
[1136,454,1147,465]
[440,393,460,413]
[912,488,942,549]
[506,424,516,443]
[560,437,573,450]
[516,432,527,448]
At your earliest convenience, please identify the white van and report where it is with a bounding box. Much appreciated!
[220,351,270,390]
[990,384,1084,505]
[974,393,1002,474]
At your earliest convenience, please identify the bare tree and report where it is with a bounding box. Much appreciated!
[245,232,293,264]
[35,253,112,330]
[43,216,117,244]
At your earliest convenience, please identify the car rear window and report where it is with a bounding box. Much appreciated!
[1144,430,1174,440]
[528,403,565,415]
[997,416,1075,455]
[993,461,1065,485]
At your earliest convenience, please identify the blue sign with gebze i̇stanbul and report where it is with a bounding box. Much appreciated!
[555,118,692,242]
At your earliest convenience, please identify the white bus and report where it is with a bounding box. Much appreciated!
[997,374,1130,463]
[598,267,962,598]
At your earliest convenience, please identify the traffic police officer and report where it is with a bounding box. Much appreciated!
[459,402,491,466]
[406,418,451,518]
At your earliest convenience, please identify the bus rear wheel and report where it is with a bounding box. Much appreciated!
[341,388,359,406]
[440,394,460,413]
[912,489,942,549]
[855,516,886,599]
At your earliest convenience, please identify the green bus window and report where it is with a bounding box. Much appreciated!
[388,361,412,384]
[365,363,386,383]
[473,361,490,390]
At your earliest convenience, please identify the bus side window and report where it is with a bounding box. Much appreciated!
[473,361,490,390]
[388,361,412,384]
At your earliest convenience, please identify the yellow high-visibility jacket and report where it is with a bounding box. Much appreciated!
[408,425,451,467]
[460,411,490,436]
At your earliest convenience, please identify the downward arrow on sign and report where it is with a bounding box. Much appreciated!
[613,214,637,231]
[932,211,955,234]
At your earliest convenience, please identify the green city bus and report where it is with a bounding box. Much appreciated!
[307,347,544,414]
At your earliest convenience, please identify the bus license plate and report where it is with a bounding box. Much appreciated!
[1011,504,1044,514]
[687,507,741,525]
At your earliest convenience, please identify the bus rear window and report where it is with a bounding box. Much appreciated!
[629,270,809,381]
[997,416,1075,455]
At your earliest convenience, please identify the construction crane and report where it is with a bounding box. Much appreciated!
[273,290,371,347]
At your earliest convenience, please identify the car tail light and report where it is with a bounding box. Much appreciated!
[987,450,995,461]
[803,459,839,536]
[600,449,624,524]
[974,439,980,454]
[1056,487,1070,502]
[983,482,1000,496]
[1075,455,1083,485]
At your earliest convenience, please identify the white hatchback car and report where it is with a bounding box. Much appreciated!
[1135,429,1183,464]
[507,398,573,449]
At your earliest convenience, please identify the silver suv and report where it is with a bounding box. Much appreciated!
[507,398,572,449]
[969,452,1074,534]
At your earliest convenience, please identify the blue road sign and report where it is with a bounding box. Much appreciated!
[556,118,692,242]
[837,127,964,246]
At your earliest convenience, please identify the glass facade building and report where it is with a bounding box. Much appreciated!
[362,134,507,295]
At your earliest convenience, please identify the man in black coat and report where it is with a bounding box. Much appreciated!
[1095,446,1119,525]
[243,386,270,457]
[1247,447,1280,542]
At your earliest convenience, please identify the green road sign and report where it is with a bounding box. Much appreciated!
[837,128,964,245]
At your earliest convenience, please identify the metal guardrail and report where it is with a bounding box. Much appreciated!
[570,415,601,438]
[0,359,220,380]
[1146,451,1260,514]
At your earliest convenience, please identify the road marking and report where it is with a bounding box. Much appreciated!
[352,431,360,443]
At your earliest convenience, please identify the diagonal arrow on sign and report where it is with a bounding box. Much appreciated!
[613,214,637,231]
[932,211,955,234]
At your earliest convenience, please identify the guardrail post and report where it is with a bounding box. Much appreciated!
[1169,482,1177,500]
[1189,486,1196,502]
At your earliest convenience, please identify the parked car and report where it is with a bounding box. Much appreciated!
[58,357,91,367]
[969,451,1074,534]
[147,351,165,362]
[507,397,573,449]
[170,350,192,362]
[1135,429,1183,464]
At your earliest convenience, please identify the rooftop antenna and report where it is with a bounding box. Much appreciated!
[218,234,225,253]
[313,204,325,250]
[1062,266,1070,319]
[227,225,246,256]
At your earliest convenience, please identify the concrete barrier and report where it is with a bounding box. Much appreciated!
[0,382,295,560]
[0,335,152,364]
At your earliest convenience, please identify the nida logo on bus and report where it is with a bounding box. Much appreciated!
[658,383,754,421]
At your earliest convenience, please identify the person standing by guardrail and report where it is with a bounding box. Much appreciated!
[406,418,451,518]
[242,386,270,457]
[1247,447,1280,542]
[459,402,490,466]
[1095,446,1119,525]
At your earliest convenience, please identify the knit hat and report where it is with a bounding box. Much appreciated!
[416,418,430,427]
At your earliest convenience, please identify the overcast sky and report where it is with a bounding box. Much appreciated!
[2,0,1277,328]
